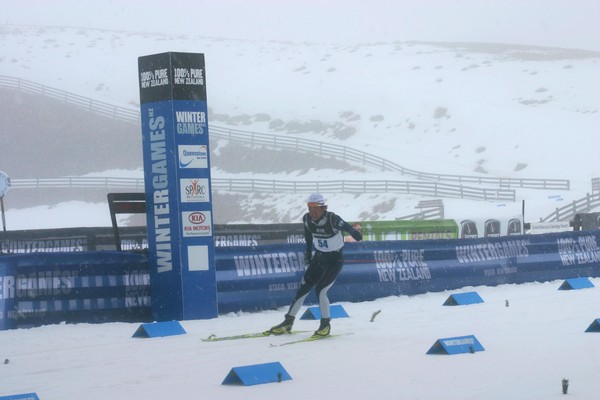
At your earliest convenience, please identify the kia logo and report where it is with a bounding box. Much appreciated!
[188,212,206,224]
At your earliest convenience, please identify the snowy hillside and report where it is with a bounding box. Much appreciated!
[1,1,599,228]
[1,3,600,399]
[2,25,598,178]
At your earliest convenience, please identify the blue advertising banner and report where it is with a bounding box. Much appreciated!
[0,257,17,330]
[214,230,600,313]
[138,52,217,321]
[0,251,151,329]
[1,230,598,329]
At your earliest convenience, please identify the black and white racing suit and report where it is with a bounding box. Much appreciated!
[286,211,362,319]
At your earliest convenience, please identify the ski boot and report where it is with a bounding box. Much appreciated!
[312,317,331,337]
[267,314,295,335]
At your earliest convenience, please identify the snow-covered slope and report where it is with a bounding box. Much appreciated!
[2,25,598,178]
[1,1,599,228]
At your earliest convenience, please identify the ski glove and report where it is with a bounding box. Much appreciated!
[304,250,312,265]
[350,229,363,242]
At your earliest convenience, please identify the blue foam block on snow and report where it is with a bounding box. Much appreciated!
[222,362,292,386]
[585,318,600,332]
[426,335,485,355]
[0,393,40,400]
[132,320,186,338]
[300,304,349,320]
[558,277,595,290]
[443,291,484,306]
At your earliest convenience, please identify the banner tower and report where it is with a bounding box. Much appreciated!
[138,52,217,320]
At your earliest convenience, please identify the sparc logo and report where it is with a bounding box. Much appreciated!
[178,145,208,169]
[180,178,210,203]
[182,211,212,237]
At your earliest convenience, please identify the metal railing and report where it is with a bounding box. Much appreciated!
[396,208,444,221]
[9,177,516,201]
[541,192,600,222]
[211,179,516,201]
[14,176,600,220]
[10,177,145,190]
[1,74,570,192]
[0,75,139,123]
[210,125,570,191]
[396,200,444,220]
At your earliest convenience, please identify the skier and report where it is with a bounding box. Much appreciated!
[267,193,363,337]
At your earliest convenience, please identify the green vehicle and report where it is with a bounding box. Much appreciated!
[346,220,459,242]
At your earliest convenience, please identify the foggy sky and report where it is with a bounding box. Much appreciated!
[3,0,599,51]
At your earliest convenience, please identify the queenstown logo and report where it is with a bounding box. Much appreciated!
[178,145,208,169]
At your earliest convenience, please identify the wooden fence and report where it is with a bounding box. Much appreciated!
[9,177,516,202]
[16,176,599,221]
[541,192,600,222]
[210,126,570,191]
[9,177,145,190]
[1,75,570,193]
[0,75,138,122]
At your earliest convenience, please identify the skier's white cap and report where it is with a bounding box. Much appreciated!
[306,193,326,207]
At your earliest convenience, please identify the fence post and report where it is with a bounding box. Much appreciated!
[586,193,591,211]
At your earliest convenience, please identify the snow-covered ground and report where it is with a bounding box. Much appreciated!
[1,279,600,399]
[1,3,600,399]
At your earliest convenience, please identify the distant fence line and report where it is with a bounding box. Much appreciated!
[396,200,444,220]
[0,75,138,123]
[9,177,146,190]
[540,192,600,222]
[211,178,515,201]
[10,177,599,221]
[1,75,570,193]
[9,177,516,202]
[398,207,444,221]
[210,126,570,191]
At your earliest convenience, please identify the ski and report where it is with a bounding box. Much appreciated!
[202,330,309,342]
[270,333,347,347]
